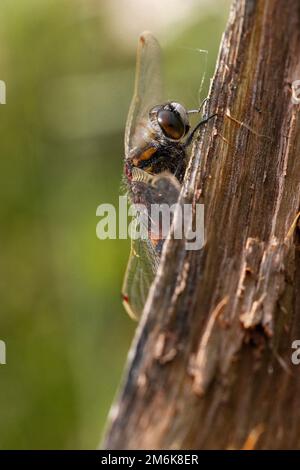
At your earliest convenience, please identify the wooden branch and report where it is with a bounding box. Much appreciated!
[103,0,300,449]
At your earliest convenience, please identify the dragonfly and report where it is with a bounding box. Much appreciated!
[122,31,214,320]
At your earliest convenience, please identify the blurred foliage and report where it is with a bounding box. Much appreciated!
[0,0,229,449]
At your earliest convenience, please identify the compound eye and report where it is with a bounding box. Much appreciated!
[157,109,185,140]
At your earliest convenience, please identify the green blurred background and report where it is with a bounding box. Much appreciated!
[0,0,229,449]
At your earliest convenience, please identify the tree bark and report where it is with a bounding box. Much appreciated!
[103,0,300,449]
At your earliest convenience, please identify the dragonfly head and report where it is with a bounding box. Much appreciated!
[149,102,190,141]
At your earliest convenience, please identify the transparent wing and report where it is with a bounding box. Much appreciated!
[122,170,181,320]
[125,31,163,155]
[122,226,159,321]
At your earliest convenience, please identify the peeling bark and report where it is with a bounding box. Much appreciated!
[103,0,300,449]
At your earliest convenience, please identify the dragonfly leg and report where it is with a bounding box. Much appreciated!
[185,113,217,148]
[187,97,208,116]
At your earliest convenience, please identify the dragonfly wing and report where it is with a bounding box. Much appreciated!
[122,233,159,320]
[125,31,163,155]
[122,171,181,320]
